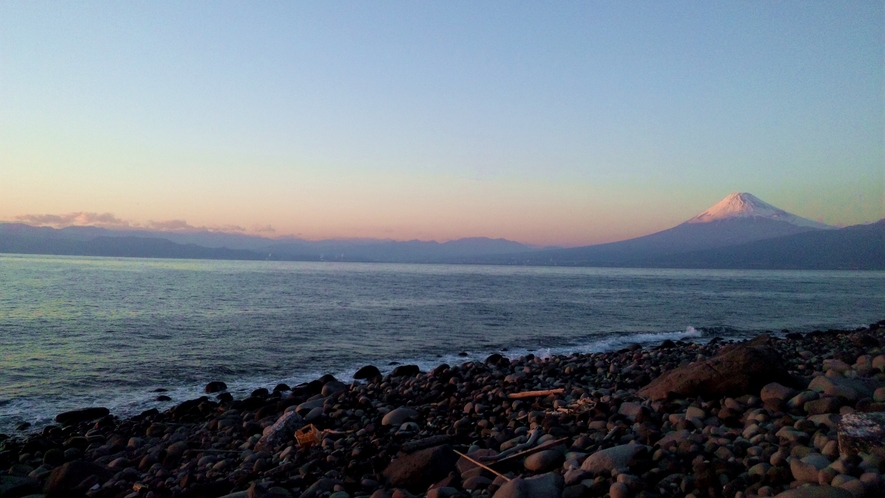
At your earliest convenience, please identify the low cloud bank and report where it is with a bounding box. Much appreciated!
[12,212,275,235]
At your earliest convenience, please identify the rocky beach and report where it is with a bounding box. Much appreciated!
[3,320,885,498]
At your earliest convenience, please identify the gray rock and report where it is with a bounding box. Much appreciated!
[0,476,40,498]
[382,445,459,493]
[580,444,649,475]
[790,458,822,484]
[299,478,342,498]
[304,406,324,423]
[463,476,493,490]
[772,486,854,498]
[761,382,799,402]
[524,449,564,473]
[255,410,304,452]
[382,407,418,427]
[492,472,563,498]
[563,469,591,486]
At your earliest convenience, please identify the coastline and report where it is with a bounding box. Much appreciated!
[2,319,884,498]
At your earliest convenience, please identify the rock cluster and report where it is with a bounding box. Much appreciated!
[2,320,885,498]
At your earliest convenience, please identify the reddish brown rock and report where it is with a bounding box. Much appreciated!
[637,336,791,401]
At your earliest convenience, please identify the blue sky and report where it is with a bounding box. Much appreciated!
[1,1,882,245]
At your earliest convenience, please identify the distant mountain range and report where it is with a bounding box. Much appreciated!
[1,193,882,269]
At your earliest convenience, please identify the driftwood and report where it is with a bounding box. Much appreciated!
[478,428,541,463]
[507,388,564,399]
[493,437,570,465]
[453,450,511,482]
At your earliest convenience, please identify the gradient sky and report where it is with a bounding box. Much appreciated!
[1,1,882,246]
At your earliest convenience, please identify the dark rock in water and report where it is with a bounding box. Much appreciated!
[389,361,400,365]
[318,373,337,383]
[659,339,676,349]
[15,422,30,431]
[0,475,40,498]
[485,353,503,365]
[382,444,459,493]
[44,461,113,498]
[273,383,290,392]
[458,351,469,357]
[638,335,790,401]
[55,407,110,426]
[216,392,233,403]
[204,381,227,393]
[354,365,382,379]
[152,388,168,392]
[251,387,270,398]
[391,364,421,377]
[156,395,171,401]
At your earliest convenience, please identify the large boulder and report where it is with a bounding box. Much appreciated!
[638,336,791,401]
[54,407,109,426]
[382,445,459,493]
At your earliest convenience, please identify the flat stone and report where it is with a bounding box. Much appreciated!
[0,476,40,498]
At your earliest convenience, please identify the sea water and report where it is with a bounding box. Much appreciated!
[1,253,883,434]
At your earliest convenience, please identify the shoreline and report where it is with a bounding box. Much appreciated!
[1,319,884,498]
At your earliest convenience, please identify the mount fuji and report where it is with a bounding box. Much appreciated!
[493,192,868,268]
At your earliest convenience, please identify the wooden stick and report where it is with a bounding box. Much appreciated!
[493,437,570,465]
[453,450,511,482]
[507,388,564,399]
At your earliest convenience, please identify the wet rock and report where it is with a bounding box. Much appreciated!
[391,365,420,377]
[54,407,110,426]
[354,365,382,379]
[205,381,228,393]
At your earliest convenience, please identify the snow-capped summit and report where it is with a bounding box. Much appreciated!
[686,192,832,229]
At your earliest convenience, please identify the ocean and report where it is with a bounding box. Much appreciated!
[1,253,883,435]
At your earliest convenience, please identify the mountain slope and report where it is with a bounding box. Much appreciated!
[651,219,885,270]
[492,193,833,266]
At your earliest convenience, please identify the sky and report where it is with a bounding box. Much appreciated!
[1,1,882,247]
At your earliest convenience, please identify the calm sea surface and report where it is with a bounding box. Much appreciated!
[1,254,883,434]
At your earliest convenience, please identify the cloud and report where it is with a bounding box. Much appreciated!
[12,212,276,235]
[14,212,133,229]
